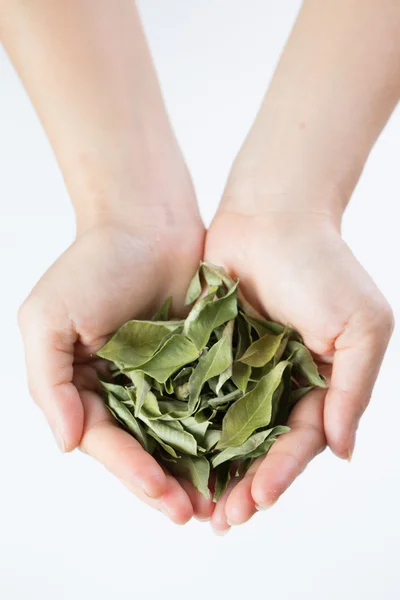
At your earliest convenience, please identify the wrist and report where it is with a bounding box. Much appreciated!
[219,148,358,230]
[69,146,202,237]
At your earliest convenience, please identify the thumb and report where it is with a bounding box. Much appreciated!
[18,294,84,452]
[324,302,394,460]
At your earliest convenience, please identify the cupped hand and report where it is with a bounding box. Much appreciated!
[205,208,394,532]
[18,217,214,524]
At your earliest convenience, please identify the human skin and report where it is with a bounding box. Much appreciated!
[0,0,213,524]
[1,0,399,533]
[206,0,399,533]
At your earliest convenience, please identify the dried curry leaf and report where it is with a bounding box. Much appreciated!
[185,267,203,305]
[98,320,181,369]
[218,361,290,449]
[103,391,153,453]
[239,332,285,367]
[184,283,238,350]
[213,463,231,501]
[144,419,198,456]
[287,341,327,388]
[188,334,233,413]
[212,429,276,468]
[231,361,251,392]
[138,334,199,383]
[166,455,211,499]
[152,297,172,321]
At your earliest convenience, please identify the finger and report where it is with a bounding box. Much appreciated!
[324,305,394,460]
[120,472,194,525]
[18,297,84,452]
[152,472,194,525]
[224,462,260,526]
[210,479,241,536]
[79,389,166,498]
[79,390,193,524]
[177,478,215,521]
[252,389,326,510]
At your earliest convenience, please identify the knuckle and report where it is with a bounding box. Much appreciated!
[17,297,33,331]
[370,299,395,340]
[379,301,395,336]
[27,380,40,405]
[18,293,46,331]
[357,297,395,342]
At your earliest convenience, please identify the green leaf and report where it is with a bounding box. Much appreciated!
[97,320,181,369]
[237,293,266,320]
[138,334,199,383]
[239,332,284,367]
[185,267,202,305]
[241,313,285,338]
[201,262,235,289]
[172,366,193,400]
[204,428,222,451]
[145,419,198,455]
[201,264,223,287]
[285,385,314,417]
[156,399,190,420]
[249,363,274,382]
[180,415,209,445]
[211,428,281,468]
[287,341,327,387]
[218,361,290,448]
[271,364,294,426]
[184,283,238,350]
[291,385,314,403]
[236,458,253,477]
[99,379,133,405]
[173,366,194,381]
[213,463,231,501]
[273,330,289,364]
[166,455,210,499]
[126,371,151,417]
[164,378,174,395]
[240,426,290,460]
[207,388,242,408]
[103,391,153,453]
[140,390,163,419]
[152,297,172,321]
[215,320,234,394]
[231,361,251,392]
[147,430,178,457]
[194,407,216,423]
[188,334,233,413]
[235,314,251,360]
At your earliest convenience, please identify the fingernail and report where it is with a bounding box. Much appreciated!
[53,427,65,452]
[160,513,185,526]
[141,474,166,498]
[347,431,357,462]
[212,528,229,536]
[256,501,276,511]
[160,505,174,520]
[195,517,210,522]
[226,519,239,526]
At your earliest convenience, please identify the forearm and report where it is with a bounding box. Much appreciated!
[225,0,400,222]
[0,0,194,230]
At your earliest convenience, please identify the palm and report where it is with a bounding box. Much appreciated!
[20,222,214,523]
[205,211,393,531]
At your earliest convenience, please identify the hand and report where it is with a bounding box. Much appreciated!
[18,212,215,524]
[205,206,394,533]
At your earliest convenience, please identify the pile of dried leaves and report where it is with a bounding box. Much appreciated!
[97,263,326,500]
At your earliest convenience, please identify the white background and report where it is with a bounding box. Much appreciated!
[1,1,399,599]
